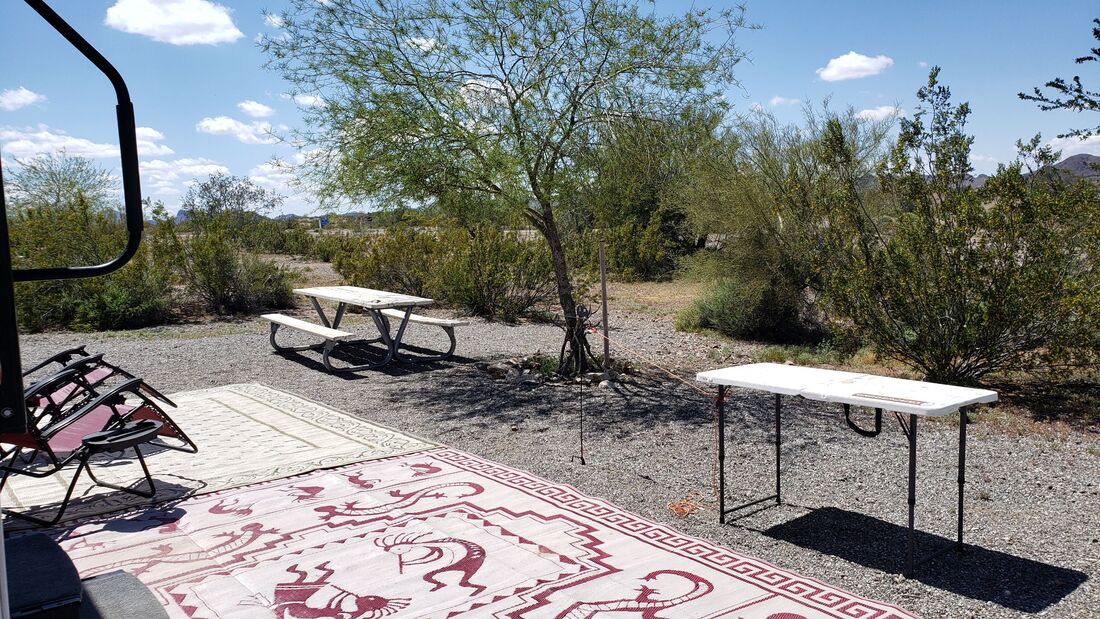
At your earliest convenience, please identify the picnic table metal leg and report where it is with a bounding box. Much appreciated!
[718,385,726,524]
[906,414,918,576]
[332,302,347,329]
[309,297,332,328]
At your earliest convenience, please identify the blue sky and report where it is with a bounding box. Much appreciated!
[1,0,1097,215]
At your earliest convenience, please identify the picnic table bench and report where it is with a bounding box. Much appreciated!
[263,285,467,372]
[696,362,998,576]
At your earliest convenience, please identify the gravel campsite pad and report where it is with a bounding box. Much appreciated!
[22,310,1100,619]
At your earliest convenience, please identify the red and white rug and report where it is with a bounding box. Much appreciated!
[55,448,918,618]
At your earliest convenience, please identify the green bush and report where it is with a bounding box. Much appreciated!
[332,224,555,319]
[9,189,173,332]
[676,277,823,343]
[165,220,296,315]
[440,225,556,321]
[333,227,444,298]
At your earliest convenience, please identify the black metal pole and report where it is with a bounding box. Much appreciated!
[0,159,28,435]
[774,393,781,504]
[717,385,726,523]
[15,0,142,282]
[958,407,967,550]
[906,414,918,575]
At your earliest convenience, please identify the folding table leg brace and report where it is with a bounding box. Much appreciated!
[715,387,970,576]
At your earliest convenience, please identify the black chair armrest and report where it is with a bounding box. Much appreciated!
[21,345,89,377]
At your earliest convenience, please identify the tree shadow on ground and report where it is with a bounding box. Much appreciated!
[990,378,1100,432]
[398,366,796,432]
[763,507,1087,613]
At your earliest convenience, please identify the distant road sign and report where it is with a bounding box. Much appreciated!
[319,216,329,228]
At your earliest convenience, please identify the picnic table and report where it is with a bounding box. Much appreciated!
[696,362,998,575]
[262,286,466,372]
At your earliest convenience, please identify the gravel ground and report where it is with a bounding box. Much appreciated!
[20,310,1100,619]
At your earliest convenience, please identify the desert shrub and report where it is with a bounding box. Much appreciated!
[573,210,685,281]
[732,70,1100,383]
[676,276,823,343]
[165,220,296,315]
[8,168,174,332]
[72,246,173,330]
[307,234,357,262]
[154,176,298,314]
[440,225,556,321]
[332,227,445,298]
[332,224,555,319]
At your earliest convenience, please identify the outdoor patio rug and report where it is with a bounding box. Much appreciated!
[2,383,436,529]
[51,448,919,619]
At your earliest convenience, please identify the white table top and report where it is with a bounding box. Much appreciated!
[294,286,434,310]
[696,363,997,417]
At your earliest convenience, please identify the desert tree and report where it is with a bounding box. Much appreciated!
[1019,17,1099,138]
[262,0,750,374]
[6,153,117,213]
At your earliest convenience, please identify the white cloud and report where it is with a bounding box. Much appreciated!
[0,124,119,159]
[0,87,46,111]
[405,37,437,52]
[141,157,229,195]
[248,161,296,191]
[0,123,174,161]
[856,105,904,121]
[263,13,284,28]
[134,126,174,156]
[237,99,275,118]
[105,0,244,45]
[768,95,800,107]
[918,61,929,68]
[1048,134,1100,157]
[282,93,324,108]
[816,52,894,82]
[195,116,281,144]
[750,102,764,112]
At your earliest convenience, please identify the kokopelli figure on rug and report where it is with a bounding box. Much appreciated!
[377,532,487,596]
[246,560,410,619]
[556,569,714,619]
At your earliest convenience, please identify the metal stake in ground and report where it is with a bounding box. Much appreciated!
[599,238,610,376]
[571,372,586,465]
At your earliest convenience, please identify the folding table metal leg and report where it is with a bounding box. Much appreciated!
[721,391,782,522]
[717,385,726,524]
[906,414,918,575]
[775,394,782,505]
[958,407,968,550]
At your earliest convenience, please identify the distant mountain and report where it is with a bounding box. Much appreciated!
[964,153,1100,187]
[1054,153,1100,178]
[174,209,189,224]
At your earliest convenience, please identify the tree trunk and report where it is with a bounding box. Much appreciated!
[538,200,590,376]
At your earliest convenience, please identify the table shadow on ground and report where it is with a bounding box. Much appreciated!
[273,339,473,379]
[762,506,1087,613]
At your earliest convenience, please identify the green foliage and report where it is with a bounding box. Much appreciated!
[333,227,446,299]
[332,225,555,320]
[441,225,557,321]
[812,71,1099,382]
[6,153,117,211]
[675,276,822,343]
[157,176,297,314]
[7,158,173,332]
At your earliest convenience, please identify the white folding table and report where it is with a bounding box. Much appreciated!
[696,362,998,575]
